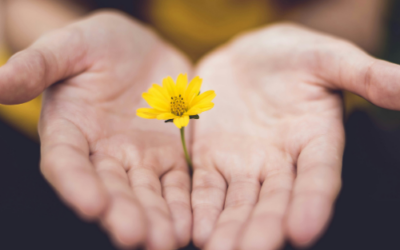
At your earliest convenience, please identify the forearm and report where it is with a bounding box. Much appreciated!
[4,0,87,52]
[285,0,389,54]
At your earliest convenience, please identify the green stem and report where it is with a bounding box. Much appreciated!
[180,127,192,170]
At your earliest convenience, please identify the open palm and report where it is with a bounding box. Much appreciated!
[1,12,192,250]
[191,24,400,250]
[3,11,400,250]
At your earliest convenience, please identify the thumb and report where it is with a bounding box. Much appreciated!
[0,27,88,104]
[316,41,400,110]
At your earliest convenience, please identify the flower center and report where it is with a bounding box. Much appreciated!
[170,95,186,116]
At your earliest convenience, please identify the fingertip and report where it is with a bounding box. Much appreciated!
[171,203,192,248]
[73,184,109,221]
[149,239,177,250]
[239,215,285,250]
[43,164,109,220]
[113,230,146,250]
[192,214,213,249]
[145,211,177,250]
[103,195,147,248]
[192,235,206,249]
[0,49,46,104]
[162,171,192,248]
[286,194,333,248]
[112,233,146,249]
[364,60,400,110]
[177,234,191,249]
[147,228,177,250]
[176,229,191,249]
[191,169,226,249]
[172,207,192,248]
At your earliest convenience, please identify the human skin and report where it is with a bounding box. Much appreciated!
[3,0,85,51]
[191,23,400,250]
[0,11,193,250]
[0,4,398,250]
[286,0,388,54]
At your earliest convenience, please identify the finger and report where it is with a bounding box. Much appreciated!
[92,155,146,248]
[192,168,227,248]
[128,167,176,250]
[286,131,344,247]
[0,26,88,104]
[205,177,260,250]
[161,167,192,248]
[316,40,400,110]
[239,165,294,250]
[39,118,108,220]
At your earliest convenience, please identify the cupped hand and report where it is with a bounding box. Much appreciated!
[0,11,192,250]
[191,23,400,250]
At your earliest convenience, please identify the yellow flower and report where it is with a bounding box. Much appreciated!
[137,74,216,129]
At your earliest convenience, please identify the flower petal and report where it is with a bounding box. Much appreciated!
[173,115,189,129]
[190,90,216,107]
[149,84,169,102]
[186,102,214,115]
[180,115,190,127]
[136,108,162,119]
[162,76,177,97]
[142,93,170,111]
[173,117,182,128]
[176,73,188,96]
[198,102,215,112]
[185,76,202,105]
[185,108,201,116]
[153,84,170,98]
[157,113,177,120]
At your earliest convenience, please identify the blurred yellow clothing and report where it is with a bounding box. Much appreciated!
[148,0,277,61]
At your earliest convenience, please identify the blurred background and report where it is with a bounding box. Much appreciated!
[1,0,400,249]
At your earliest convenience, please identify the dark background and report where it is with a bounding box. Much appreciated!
[2,1,400,249]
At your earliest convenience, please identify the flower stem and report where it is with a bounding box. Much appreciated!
[180,127,192,170]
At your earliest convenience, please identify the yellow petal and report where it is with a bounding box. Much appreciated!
[190,90,216,108]
[153,84,170,100]
[173,117,182,128]
[162,76,177,97]
[176,73,188,96]
[185,76,202,105]
[186,102,214,115]
[190,101,215,111]
[173,115,189,129]
[149,84,169,102]
[142,93,170,111]
[136,108,161,119]
[180,115,190,127]
[157,113,177,120]
[198,102,215,112]
[185,107,202,116]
